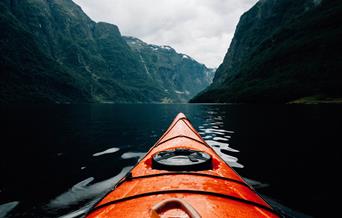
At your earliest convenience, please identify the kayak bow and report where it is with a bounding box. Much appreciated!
[86,113,279,218]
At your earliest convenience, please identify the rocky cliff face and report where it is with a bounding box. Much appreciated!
[0,0,89,103]
[124,36,214,102]
[0,0,213,103]
[191,0,342,103]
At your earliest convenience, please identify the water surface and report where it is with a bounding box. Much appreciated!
[0,104,341,217]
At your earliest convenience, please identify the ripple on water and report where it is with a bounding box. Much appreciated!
[206,140,238,152]
[202,129,234,136]
[0,201,19,218]
[200,115,243,169]
[48,167,132,213]
[92,147,120,157]
[213,136,229,141]
[207,111,218,115]
[202,135,212,139]
[121,152,145,160]
[209,122,224,125]
[214,116,223,121]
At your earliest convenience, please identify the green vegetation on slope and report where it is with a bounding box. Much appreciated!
[0,0,213,103]
[191,0,342,103]
[124,36,214,102]
[0,2,90,103]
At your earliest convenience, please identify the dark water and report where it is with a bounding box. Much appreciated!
[0,104,341,218]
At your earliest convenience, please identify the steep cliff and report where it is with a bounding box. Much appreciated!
[191,0,342,103]
[0,0,213,103]
[124,36,214,102]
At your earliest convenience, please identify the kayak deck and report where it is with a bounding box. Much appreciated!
[86,113,279,218]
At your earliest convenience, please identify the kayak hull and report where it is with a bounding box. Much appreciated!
[86,113,279,218]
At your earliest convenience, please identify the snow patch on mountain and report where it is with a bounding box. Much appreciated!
[161,45,172,50]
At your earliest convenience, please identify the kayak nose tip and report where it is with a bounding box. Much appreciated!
[175,112,187,120]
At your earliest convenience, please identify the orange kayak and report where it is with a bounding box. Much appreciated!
[86,113,279,218]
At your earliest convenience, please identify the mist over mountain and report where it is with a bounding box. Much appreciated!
[0,0,213,103]
[191,0,342,103]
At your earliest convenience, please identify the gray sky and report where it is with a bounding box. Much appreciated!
[73,0,258,68]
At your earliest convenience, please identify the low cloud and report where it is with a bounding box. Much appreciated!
[73,0,258,68]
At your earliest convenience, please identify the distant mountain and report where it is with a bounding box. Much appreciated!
[0,0,213,103]
[191,0,342,103]
[124,36,214,102]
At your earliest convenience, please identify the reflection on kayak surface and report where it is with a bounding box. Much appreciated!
[1,104,341,217]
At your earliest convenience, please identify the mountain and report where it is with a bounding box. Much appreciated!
[124,36,214,102]
[0,0,213,103]
[0,0,90,103]
[0,0,154,103]
[191,0,342,103]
